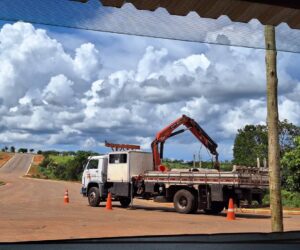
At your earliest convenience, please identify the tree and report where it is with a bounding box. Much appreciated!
[281,137,300,192]
[30,149,34,153]
[233,121,300,166]
[37,150,43,155]
[10,146,15,153]
[233,125,268,166]
[278,119,300,156]
[18,148,28,153]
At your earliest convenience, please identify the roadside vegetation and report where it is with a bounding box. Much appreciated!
[263,190,300,208]
[233,120,300,208]
[35,151,98,181]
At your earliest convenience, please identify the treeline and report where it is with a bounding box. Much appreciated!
[233,119,300,193]
[1,146,36,153]
[39,151,99,181]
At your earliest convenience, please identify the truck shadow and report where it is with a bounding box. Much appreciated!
[218,213,271,219]
[101,204,272,219]
[130,205,175,213]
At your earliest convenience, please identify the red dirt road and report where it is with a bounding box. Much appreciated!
[0,154,299,242]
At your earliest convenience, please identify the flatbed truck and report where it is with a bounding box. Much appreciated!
[81,151,268,214]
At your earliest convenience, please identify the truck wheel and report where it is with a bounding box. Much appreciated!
[204,202,225,215]
[88,187,101,207]
[173,189,196,214]
[119,197,131,208]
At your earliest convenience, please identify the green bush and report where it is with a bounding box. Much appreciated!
[38,150,97,181]
[281,137,300,192]
[263,190,300,208]
[39,156,51,169]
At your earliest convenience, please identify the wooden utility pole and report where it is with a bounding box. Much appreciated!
[264,25,283,232]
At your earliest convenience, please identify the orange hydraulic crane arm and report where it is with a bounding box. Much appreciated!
[151,115,219,171]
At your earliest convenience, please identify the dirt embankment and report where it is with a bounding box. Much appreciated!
[0,152,14,168]
[25,154,45,177]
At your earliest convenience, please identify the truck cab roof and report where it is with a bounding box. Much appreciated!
[108,150,151,155]
[88,155,107,160]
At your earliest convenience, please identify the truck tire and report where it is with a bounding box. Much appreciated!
[204,201,225,215]
[119,197,131,208]
[88,187,101,207]
[173,189,196,214]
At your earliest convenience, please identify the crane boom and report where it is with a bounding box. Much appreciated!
[151,115,219,171]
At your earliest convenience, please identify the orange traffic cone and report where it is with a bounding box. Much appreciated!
[106,192,112,210]
[64,189,69,204]
[226,198,235,220]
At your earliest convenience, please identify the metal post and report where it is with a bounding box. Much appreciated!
[257,157,260,168]
[193,153,196,168]
[263,158,267,168]
[128,180,136,210]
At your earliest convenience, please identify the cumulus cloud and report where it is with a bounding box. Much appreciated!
[42,74,75,106]
[0,22,101,108]
[1,21,300,160]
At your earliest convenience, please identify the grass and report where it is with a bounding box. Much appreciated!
[49,155,74,165]
[263,190,300,208]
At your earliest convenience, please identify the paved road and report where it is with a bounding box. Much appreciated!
[0,154,299,242]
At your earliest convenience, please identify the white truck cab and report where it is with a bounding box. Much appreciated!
[81,151,153,207]
[81,155,108,206]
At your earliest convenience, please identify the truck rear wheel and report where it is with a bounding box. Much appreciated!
[204,201,225,215]
[119,197,131,208]
[88,187,101,207]
[173,189,196,214]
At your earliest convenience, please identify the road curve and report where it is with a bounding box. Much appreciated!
[0,154,299,242]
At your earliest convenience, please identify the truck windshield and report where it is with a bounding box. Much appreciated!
[86,160,98,169]
[109,154,127,164]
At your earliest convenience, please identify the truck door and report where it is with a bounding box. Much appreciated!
[84,159,99,185]
[100,157,108,183]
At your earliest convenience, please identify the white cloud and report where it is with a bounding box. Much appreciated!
[73,43,101,81]
[0,22,101,108]
[82,137,97,149]
[136,46,167,82]
[279,99,300,124]
[42,74,75,106]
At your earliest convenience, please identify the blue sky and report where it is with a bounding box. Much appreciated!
[1,1,300,162]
